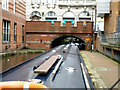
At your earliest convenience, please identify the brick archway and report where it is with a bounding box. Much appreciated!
[51,35,86,43]
[50,35,86,50]
[25,21,93,50]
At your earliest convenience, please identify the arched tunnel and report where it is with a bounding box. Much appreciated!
[51,35,86,50]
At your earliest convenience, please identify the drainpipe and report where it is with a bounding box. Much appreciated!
[91,7,94,52]
[94,7,97,51]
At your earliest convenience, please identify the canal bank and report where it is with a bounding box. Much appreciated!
[0,49,46,73]
[1,49,45,57]
[81,51,120,88]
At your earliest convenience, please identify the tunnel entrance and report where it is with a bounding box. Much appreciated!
[51,36,85,50]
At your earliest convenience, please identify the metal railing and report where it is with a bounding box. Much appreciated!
[100,32,120,47]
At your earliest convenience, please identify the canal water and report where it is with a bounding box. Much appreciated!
[1,53,40,73]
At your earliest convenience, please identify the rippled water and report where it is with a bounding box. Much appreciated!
[0,53,40,73]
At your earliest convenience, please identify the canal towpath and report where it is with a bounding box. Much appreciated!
[81,51,120,88]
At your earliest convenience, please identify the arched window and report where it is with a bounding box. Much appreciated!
[63,12,75,19]
[63,12,75,25]
[46,11,57,20]
[79,11,91,21]
[46,11,57,17]
[31,11,41,17]
[30,11,41,20]
[79,11,90,16]
[45,11,57,25]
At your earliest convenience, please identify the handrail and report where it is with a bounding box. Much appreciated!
[100,31,120,47]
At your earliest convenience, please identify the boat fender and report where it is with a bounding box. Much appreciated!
[0,81,49,90]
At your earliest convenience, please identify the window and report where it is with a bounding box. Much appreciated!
[14,23,17,42]
[79,17,91,21]
[79,11,91,21]
[117,16,120,32]
[30,11,41,20]
[31,11,41,17]
[63,12,75,19]
[46,11,57,17]
[63,12,75,26]
[22,25,24,42]
[13,0,15,14]
[79,11,90,16]
[45,11,57,21]
[2,20,10,42]
[2,0,8,10]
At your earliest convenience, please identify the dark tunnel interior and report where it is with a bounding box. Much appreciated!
[51,36,85,50]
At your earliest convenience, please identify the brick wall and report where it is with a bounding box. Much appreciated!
[25,21,93,50]
[26,21,93,34]
[0,0,26,52]
[96,36,103,53]
[15,0,26,18]
[2,10,26,52]
[26,33,92,50]
[104,1,119,34]
[96,1,120,61]
[0,0,2,52]
[8,0,26,18]
[26,34,56,50]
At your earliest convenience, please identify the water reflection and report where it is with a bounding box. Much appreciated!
[1,53,40,73]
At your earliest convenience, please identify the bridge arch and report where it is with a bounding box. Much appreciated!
[51,35,86,50]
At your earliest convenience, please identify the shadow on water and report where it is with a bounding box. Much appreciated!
[1,53,40,73]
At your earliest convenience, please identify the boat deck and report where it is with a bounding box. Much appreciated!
[1,45,93,88]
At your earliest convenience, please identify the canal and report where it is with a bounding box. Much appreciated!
[1,53,41,73]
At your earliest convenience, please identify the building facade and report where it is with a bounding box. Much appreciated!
[0,0,97,52]
[26,0,96,24]
[25,0,96,50]
[97,0,120,61]
[0,0,26,52]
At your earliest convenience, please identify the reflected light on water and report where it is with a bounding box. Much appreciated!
[1,53,40,73]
